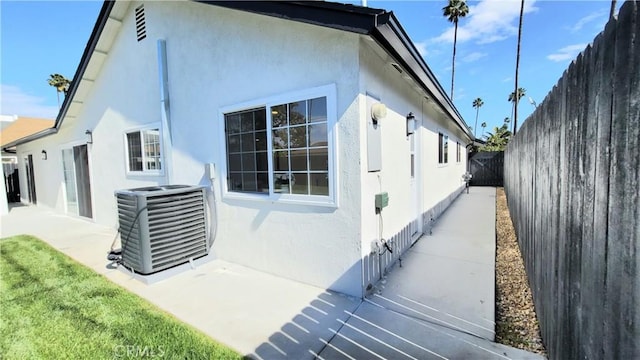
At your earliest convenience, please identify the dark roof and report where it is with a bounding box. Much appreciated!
[198,1,390,33]
[5,0,472,149]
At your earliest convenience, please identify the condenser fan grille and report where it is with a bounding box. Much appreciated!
[115,185,209,274]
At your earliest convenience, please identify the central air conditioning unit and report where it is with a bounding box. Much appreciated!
[115,185,210,274]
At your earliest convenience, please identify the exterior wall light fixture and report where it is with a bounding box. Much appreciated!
[85,130,93,144]
[406,112,416,136]
[371,103,387,125]
[41,150,47,160]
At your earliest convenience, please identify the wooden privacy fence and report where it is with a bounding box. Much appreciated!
[504,2,639,359]
[468,151,503,186]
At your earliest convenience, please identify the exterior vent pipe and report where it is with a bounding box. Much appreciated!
[157,39,173,184]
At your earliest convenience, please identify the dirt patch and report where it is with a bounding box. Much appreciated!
[495,187,547,355]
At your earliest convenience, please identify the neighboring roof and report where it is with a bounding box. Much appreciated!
[6,0,473,149]
[1,115,19,131]
[0,117,55,148]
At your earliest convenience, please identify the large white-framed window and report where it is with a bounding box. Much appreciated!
[124,124,163,175]
[438,132,448,164]
[219,84,337,206]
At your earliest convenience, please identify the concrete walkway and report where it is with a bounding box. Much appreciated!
[317,187,541,359]
[369,186,498,341]
[0,188,544,359]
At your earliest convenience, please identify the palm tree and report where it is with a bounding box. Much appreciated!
[481,124,512,151]
[504,117,510,125]
[472,98,484,138]
[442,0,470,101]
[47,74,71,110]
[513,0,525,135]
[508,87,526,133]
[508,88,526,103]
[481,122,487,138]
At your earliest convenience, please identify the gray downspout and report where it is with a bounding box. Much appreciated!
[157,39,173,184]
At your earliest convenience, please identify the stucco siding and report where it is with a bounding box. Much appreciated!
[357,39,469,263]
[14,1,472,298]
[19,1,364,296]
[152,1,365,296]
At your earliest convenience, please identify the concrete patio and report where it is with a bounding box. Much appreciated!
[0,187,544,359]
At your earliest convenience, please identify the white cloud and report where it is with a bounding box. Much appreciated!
[0,84,58,119]
[502,76,513,83]
[414,41,428,58]
[432,0,538,45]
[547,44,587,62]
[462,52,487,63]
[569,10,605,33]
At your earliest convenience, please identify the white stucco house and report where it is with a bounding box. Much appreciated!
[5,0,473,297]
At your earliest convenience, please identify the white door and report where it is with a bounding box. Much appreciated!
[409,128,421,237]
[62,148,79,215]
[62,145,92,218]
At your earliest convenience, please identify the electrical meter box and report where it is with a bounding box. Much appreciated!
[375,192,389,213]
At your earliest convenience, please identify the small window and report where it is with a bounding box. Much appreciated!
[438,133,448,164]
[126,128,162,173]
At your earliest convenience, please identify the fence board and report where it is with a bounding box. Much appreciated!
[579,36,603,360]
[504,2,639,359]
[606,3,640,358]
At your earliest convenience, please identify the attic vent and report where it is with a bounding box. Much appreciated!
[135,5,146,41]
[391,63,403,74]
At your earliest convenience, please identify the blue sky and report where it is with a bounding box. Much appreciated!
[1,1,621,137]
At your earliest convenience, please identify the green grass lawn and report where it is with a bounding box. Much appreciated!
[0,235,242,359]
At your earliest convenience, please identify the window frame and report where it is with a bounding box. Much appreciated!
[123,123,165,176]
[218,84,337,207]
[438,132,449,165]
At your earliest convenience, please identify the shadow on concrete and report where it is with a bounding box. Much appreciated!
[251,289,360,360]
[251,188,544,360]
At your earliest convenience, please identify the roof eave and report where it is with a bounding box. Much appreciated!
[203,2,473,141]
[371,15,474,141]
[14,0,473,149]
[198,1,387,34]
[10,0,116,148]
[56,1,115,130]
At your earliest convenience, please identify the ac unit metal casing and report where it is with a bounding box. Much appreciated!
[115,185,210,274]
